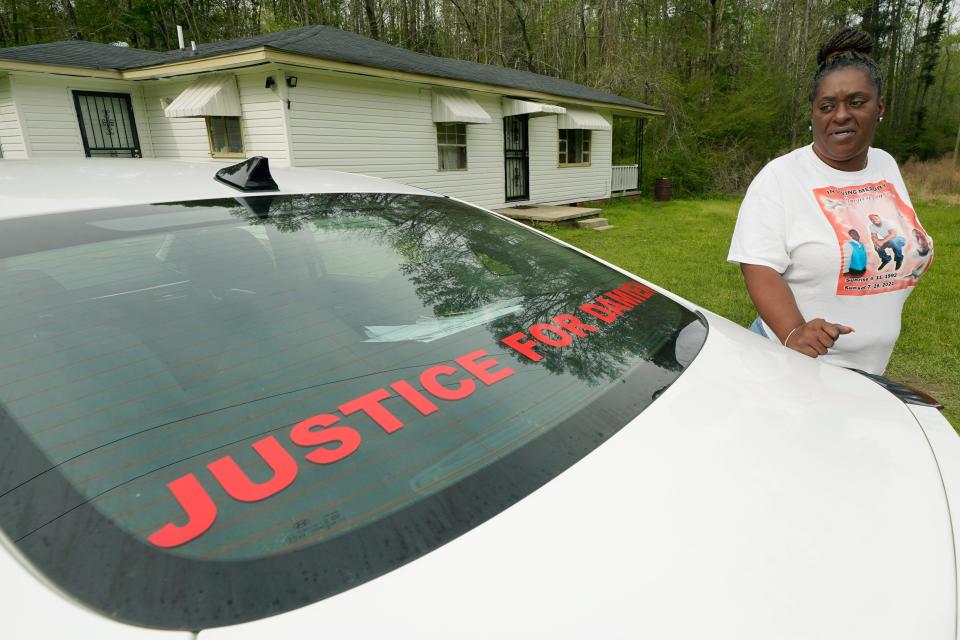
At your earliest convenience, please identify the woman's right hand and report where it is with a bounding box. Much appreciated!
[784,318,855,357]
[740,265,855,359]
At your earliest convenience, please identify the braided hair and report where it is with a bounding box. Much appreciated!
[809,27,883,102]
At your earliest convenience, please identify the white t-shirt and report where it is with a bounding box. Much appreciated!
[728,144,933,374]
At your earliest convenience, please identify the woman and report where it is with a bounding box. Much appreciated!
[728,27,933,375]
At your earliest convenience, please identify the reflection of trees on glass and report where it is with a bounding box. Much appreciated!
[227,193,698,384]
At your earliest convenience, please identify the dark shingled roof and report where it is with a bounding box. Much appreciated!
[0,25,660,113]
[0,39,166,69]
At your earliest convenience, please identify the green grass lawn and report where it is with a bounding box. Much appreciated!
[548,198,960,427]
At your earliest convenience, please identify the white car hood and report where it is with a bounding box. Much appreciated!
[200,311,956,640]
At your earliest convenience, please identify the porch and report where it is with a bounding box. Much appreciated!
[612,164,641,195]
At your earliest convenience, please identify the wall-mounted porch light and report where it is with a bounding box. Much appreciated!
[286,76,298,88]
[264,76,275,89]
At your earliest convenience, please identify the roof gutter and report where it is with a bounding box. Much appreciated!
[0,59,122,79]
[120,48,272,79]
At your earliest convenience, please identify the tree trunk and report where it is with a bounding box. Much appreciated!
[505,0,536,72]
[579,0,588,76]
[447,0,481,60]
[934,41,950,121]
[598,0,607,65]
[363,0,379,39]
[954,120,960,166]
[789,0,812,148]
[60,0,81,39]
[884,0,905,125]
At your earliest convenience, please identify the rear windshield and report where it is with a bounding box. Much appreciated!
[0,193,705,630]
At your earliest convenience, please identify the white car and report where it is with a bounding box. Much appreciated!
[0,158,957,640]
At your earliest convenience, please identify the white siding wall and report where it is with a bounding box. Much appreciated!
[2,67,614,205]
[237,71,290,165]
[0,74,26,158]
[142,79,210,160]
[141,72,291,164]
[529,109,612,205]
[286,69,612,209]
[9,74,153,158]
[287,70,505,207]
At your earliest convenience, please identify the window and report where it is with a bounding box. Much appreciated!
[558,129,591,165]
[206,116,244,157]
[0,193,704,630]
[437,123,467,171]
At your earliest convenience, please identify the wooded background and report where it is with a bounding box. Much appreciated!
[1,0,957,195]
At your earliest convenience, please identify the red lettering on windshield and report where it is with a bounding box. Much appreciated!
[595,296,628,316]
[208,436,299,502]
[290,414,362,464]
[625,283,654,300]
[579,303,618,323]
[420,365,476,400]
[390,379,439,415]
[340,388,404,433]
[455,350,515,386]
[552,313,598,337]
[147,474,217,548]
[501,331,543,361]
[504,282,657,360]
[530,323,572,347]
[604,287,640,308]
[146,281,655,548]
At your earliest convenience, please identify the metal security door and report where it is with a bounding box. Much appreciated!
[73,91,142,158]
[504,115,529,202]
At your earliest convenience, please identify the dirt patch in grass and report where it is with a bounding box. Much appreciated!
[901,156,960,206]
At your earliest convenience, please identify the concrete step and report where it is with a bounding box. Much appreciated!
[592,224,616,231]
[576,217,609,229]
[494,205,602,222]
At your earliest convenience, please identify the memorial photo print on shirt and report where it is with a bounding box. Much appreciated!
[814,180,933,296]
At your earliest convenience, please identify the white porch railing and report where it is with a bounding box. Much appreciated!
[612,164,639,192]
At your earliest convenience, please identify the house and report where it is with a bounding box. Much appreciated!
[0,25,661,211]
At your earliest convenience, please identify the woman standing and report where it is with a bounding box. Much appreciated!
[728,27,933,375]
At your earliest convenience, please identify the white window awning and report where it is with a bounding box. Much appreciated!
[432,91,492,124]
[502,98,566,118]
[557,107,612,131]
[163,75,242,118]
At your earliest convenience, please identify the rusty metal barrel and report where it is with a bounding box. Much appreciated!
[654,178,673,201]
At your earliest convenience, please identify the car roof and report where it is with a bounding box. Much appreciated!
[0,159,433,219]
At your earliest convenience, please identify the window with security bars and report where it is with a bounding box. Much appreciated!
[72,91,142,158]
[206,116,244,157]
[437,123,467,171]
[558,129,591,165]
